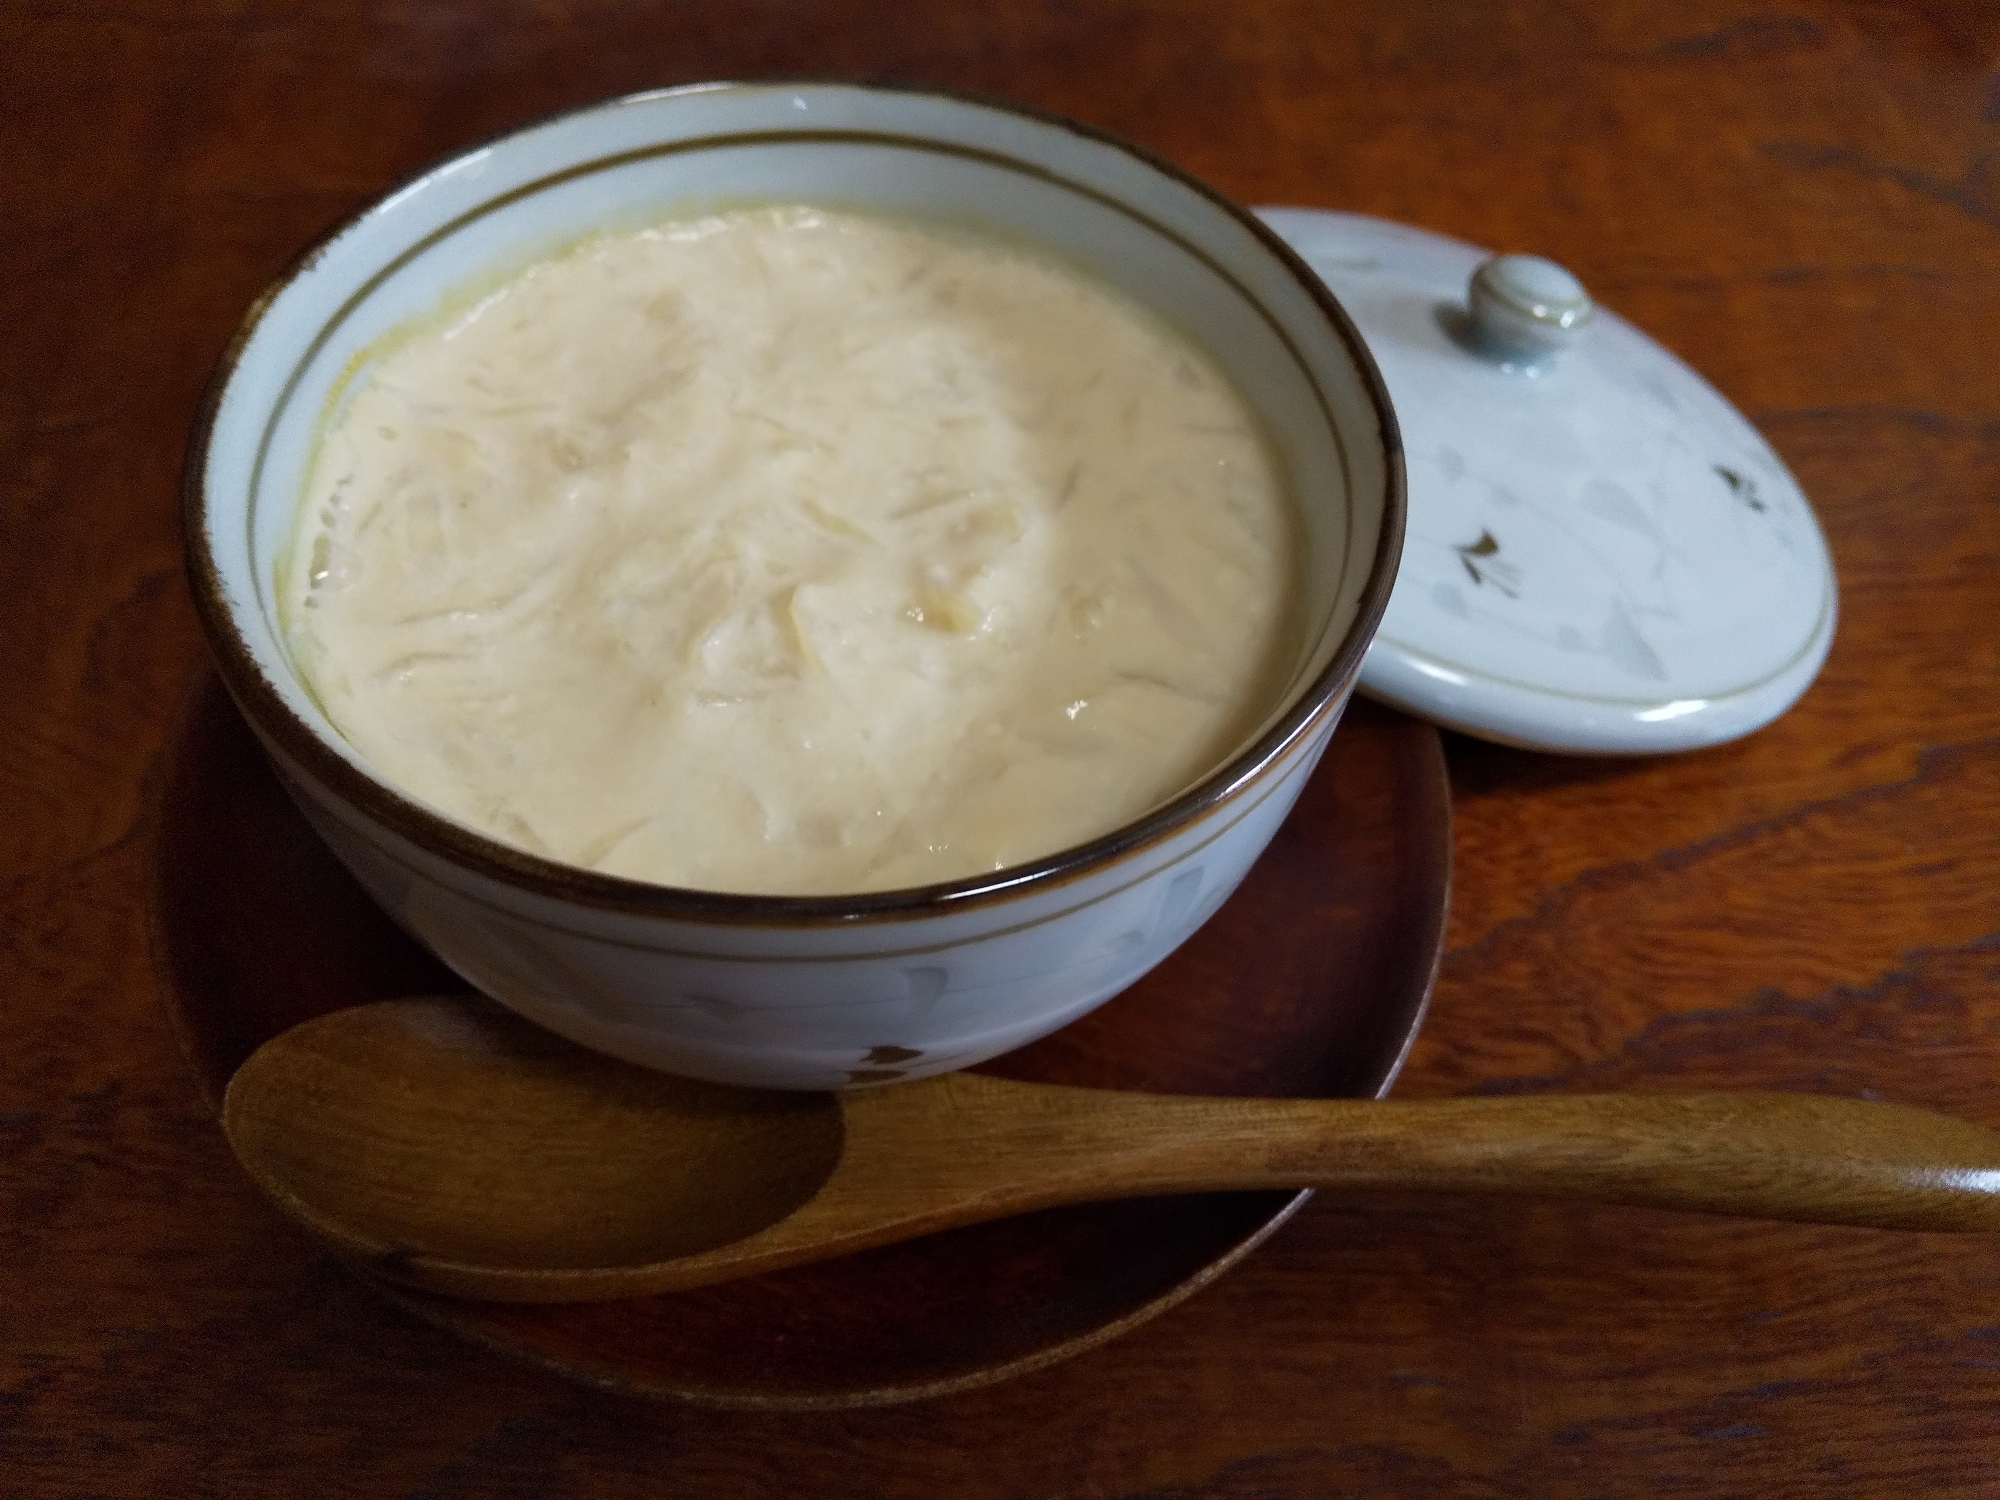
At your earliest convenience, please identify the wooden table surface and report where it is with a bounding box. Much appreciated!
[7,1,1999,1493]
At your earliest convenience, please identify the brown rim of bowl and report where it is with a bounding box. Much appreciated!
[180,78,1407,929]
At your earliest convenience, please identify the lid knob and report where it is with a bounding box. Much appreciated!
[1468,254,1594,367]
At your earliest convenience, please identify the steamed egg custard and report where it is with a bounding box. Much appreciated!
[286,206,1299,895]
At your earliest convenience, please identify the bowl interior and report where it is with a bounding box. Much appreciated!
[196,83,1396,885]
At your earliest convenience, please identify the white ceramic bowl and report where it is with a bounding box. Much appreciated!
[183,82,1404,1090]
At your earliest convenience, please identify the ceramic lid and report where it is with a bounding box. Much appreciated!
[1260,207,1837,755]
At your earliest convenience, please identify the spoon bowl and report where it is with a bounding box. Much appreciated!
[225,997,2000,1303]
[234,999,846,1274]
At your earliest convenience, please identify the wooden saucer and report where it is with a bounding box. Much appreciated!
[151,677,1451,1409]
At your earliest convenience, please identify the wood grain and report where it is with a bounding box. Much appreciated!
[152,677,1450,1404]
[5,0,1999,1495]
[221,1003,2000,1303]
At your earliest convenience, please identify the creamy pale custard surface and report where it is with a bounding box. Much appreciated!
[287,206,1297,895]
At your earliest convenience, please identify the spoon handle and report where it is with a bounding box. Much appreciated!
[1036,1089,2000,1231]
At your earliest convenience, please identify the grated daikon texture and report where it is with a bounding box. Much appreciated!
[286,205,1297,894]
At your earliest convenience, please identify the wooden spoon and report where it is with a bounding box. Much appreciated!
[223,997,2000,1304]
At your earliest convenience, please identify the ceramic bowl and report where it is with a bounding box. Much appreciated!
[182,82,1404,1090]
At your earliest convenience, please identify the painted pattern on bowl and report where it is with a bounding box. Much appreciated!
[184,83,1404,1088]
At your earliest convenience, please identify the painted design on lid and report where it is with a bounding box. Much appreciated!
[1453,529,1519,597]
[1259,207,1837,754]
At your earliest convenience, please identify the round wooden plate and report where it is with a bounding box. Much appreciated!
[150,676,1451,1409]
